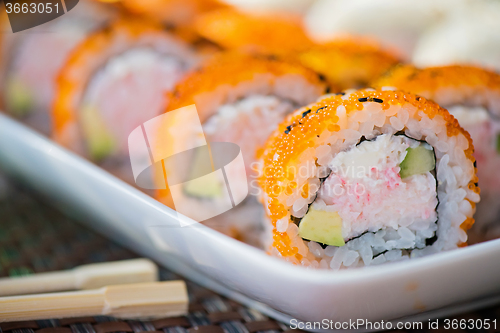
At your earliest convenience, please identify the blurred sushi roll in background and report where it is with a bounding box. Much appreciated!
[0,0,116,135]
[195,8,314,56]
[375,65,500,239]
[156,52,326,244]
[52,17,199,184]
[107,0,230,53]
[259,89,479,268]
[296,38,401,90]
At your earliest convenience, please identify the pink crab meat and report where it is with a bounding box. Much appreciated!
[316,134,438,240]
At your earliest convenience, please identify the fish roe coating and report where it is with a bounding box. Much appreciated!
[166,52,327,115]
[374,64,500,106]
[259,89,478,259]
[194,9,314,55]
[297,38,402,90]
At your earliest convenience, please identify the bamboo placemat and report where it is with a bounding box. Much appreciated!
[0,181,499,332]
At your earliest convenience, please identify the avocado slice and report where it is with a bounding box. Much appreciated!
[399,144,435,179]
[184,148,223,198]
[6,78,34,116]
[80,104,116,161]
[184,172,223,198]
[298,208,345,246]
[496,133,500,154]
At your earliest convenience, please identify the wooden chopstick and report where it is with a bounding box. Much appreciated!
[0,281,188,322]
[0,258,158,297]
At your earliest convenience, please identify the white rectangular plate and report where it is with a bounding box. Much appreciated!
[1,113,500,329]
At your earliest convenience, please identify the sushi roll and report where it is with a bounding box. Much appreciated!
[0,0,115,135]
[111,0,229,50]
[375,65,500,237]
[296,38,401,90]
[156,52,327,244]
[259,89,479,268]
[52,18,198,184]
[195,9,314,56]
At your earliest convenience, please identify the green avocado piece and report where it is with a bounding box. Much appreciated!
[496,133,500,154]
[399,144,436,179]
[184,172,223,198]
[298,208,345,246]
[184,148,223,198]
[6,78,34,116]
[80,104,116,161]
